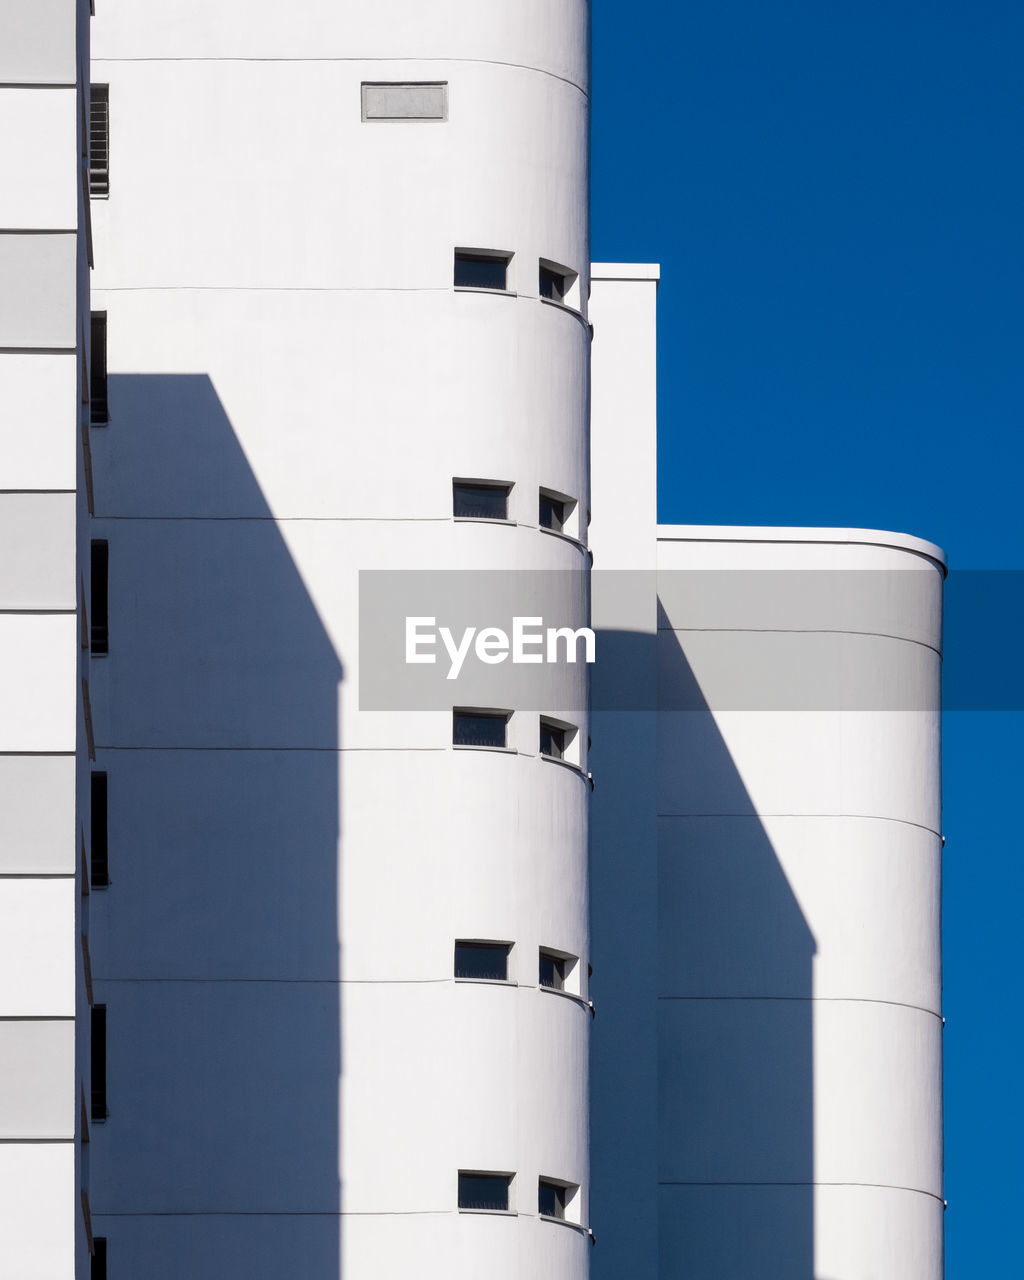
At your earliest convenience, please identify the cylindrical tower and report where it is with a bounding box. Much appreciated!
[88,3,591,1278]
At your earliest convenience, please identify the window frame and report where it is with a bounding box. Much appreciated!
[453,708,513,752]
[454,940,514,984]
[458,1170,516,1214]
[454,248,514,294]
[453,479,514,523]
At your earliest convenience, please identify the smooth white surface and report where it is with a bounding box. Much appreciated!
[0,89,78,229]
[0,881,76,1015]
[658,523,946,571]
[0,614,76,750]
[0,1145,75,1280]
[0,353,77,489]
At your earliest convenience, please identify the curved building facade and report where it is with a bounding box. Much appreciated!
[86,3,591,1278]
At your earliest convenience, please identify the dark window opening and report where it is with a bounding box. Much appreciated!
[90,541,109,654]
[90,312,108,424]
[453,482,510,521]
[539,492,567,533]
[540,720,566,760]
[454,710,509,749]
[89,85,109,197]
[539,950,567,991]
[538,1179,568,1219]
[454,251,509,291]
[455,941,511,982]
[91,1005,107,1120]
[91,1238,107,1280]
[539,265,567,302]
[459,1172,511,1211]
[91,772,109,887]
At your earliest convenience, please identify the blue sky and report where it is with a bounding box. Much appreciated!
[592,1,1024,1270]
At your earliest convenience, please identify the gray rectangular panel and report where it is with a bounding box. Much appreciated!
[0,233,77,348]
[0,1019,74,1137]
[0,756,75,873]
[0,493,75,608]
[0,0,77,84]
[361,82,447,121]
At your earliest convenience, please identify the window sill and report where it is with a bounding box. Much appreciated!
[455,977,519,988]
[453,744,518,756]
[538,525,588,553]
[539,295,590,332]
[540,754,589,782]
[539,1214,590,1236]
[540,984,591,1012]
[458,1207,518,1218]
[453,517,518,528]
[454,286,518,299]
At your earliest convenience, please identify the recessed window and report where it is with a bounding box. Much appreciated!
[453,481,511,521]
[89,85,109,198]
[91,1005,107,1120]
[538,259,578,307]
[91,772,109,887]
[361,82,447,121]
[539,265,567,302]
[539,949,567,991]
[455,941,511,982]
[91,1238,107,1280]
[90,540,109,653]
[90,313,108,424]
[454,251,511,292]
[540,718,567,760]
[539,491,567,533]
[538,1179,568,1219]
[90,541,109,654]
[454,709,510,749]
[459,1171,512,1212]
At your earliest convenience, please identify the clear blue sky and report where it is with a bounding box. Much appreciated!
[592,0,1024,1270]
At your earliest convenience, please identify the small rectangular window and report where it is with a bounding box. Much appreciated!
[89,85,109,197]
[91,772,109,887]
[91,1005,107,1120]
[538,1179,568,1219]
[90,312,108,424]
[91,1238,107,1280]
[458,1171,512,1212]
[539,949,567,991]
[90,541,109,654]
[453,481,511,521]
[539,492,567,533]
[455,941,511,982]
[454,251,511,292]
[454,709,510,749]
[539,718,566,760]
[362,82,447,121]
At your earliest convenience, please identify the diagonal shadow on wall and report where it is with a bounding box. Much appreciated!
[590,612,816,1280]
[86,374,344,1278]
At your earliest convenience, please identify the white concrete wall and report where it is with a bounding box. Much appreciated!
[0,0,87,1276]
[89,3,590,1277]
[656,527,945,1280]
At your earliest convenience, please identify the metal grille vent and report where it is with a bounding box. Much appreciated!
[90,85,109,197]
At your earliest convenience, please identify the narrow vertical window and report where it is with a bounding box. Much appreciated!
[90,541,109,654]
[89,85,109,198]
[91,1005,107,1120]
[91,1238,107,1280]
[91,773,109,887]
[90,312,108,424]
[538,1178,567,1219]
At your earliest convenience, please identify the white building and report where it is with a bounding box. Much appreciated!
[0,3,942,1279]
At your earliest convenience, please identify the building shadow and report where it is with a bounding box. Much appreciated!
[86,374,344,1278]
[590,614,816,1280]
